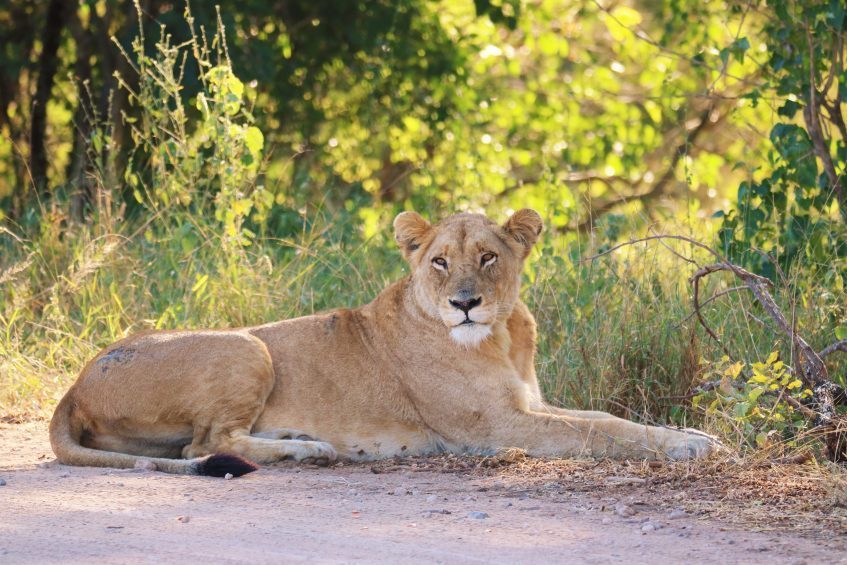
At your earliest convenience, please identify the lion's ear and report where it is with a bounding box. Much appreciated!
[393,211,431,258]
[503,209,543,256]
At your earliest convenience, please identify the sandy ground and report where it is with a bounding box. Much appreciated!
[2,421,847,564]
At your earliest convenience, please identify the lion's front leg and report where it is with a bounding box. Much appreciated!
[481,410,717,460]
[531,404,628,421]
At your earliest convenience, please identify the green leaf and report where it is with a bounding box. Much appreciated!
[748,386,765,402]
[245,126,264,158]
[777,100,801,118]
[734,401,750,418]
[730,37,750,63]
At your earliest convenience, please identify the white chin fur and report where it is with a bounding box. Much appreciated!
[449,324,492,348]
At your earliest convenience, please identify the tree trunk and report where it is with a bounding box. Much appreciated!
[68,4,94,222]
[29,0,67,197]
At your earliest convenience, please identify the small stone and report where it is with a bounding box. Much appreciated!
[176,515,190,523]
[614,504,637,518]
[601,517,612,525]
[224,473,234,480]
[426,494,438,503]
[641,523,656,533]
[753,544,770,552]
[468,511,489,520]
[0,479,6,486]
[605,476,646,486]
[423,509,451,516]
[668,509,688,520]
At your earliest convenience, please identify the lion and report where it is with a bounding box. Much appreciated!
[50,209,718,476]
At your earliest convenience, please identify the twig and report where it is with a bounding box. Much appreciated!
[675,286,747,326]
[819,340,847,359]
[581,234,723,264]
[782,395,818,419]
[649,225,699,266]
[691,265,735,359]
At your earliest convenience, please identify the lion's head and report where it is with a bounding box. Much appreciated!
[393,209,543,347]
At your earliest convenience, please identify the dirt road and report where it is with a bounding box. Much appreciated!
[2,422,846,564]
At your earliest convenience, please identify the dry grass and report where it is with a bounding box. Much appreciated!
[363,449,847,537]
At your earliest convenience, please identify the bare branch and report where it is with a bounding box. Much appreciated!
[782,395,818,420]
[582,232,847,459]
[558,103,726,233]
[820,340,847,359]
[690,265,735,359]
[650,225,699,266]
[676,285,747,326]
[690,262,828,389]
[581,234,724,264]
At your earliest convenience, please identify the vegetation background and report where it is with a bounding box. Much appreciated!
[1,0,846,456]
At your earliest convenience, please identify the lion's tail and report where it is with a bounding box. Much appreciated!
[48,394,258,477]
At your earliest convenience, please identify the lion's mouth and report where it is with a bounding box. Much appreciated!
[460,318,475,325]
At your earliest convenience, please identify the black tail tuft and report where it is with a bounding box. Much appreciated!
[195,453,260,477]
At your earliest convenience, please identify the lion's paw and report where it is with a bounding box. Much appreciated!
[292,440,338,466]
[253,428,315,441]
[663,428,724,460]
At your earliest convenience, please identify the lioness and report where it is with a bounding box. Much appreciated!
[50,209,717,476]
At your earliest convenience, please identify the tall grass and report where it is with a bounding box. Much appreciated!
[1,7,845,455]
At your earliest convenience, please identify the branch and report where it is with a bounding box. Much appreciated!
[691,265,735,359]
[676,285,747,326]
[690,262,829,388]
[820,340,847,359]
[497,171,632,199]
[582,233,847,447]
[563,103,723,233]
[580,233,724,263]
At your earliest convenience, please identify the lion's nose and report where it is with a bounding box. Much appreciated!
[449,296,482,314]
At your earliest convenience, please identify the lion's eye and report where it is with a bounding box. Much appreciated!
[481,252,497,266]
[432,257,448,270]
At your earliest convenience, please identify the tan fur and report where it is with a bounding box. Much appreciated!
[50,209,718,474]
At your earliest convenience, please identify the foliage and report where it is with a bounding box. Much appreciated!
[718,0,847,276]
[694,352,812,449]
[2,0,776,231]
[118,8,270,249]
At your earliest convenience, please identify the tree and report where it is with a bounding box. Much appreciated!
[719,0,847,275]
